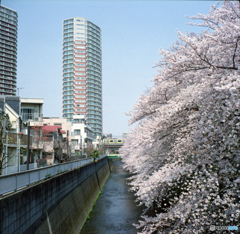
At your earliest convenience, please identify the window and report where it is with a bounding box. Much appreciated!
[63,72,74,77]
[75,77,86,81]
[75,41,85,44]
[73,119,84,123]
[75,99,86,103]
[71,139,78,145]
[64,19,73,24]
[75,72,85,75]
[75,86,86,89]
[21,108,35,121]
[75,68,85,71]
[76,104,86,107]
[63,42,74,46]
[75,95,85,98]
[76,64,85,67]
[74,129,81,135]
[75,54,85,58]
[63,68,74,72]
[75,59,86,62]
[75,46,85,49]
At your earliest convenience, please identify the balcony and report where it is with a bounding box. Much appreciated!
[21,113,43,126]
[0,75,16,81]
[0,88,15,94]
[0,66,16,72]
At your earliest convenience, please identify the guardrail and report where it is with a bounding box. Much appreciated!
[2,163,37,175]
[0,154,107,196]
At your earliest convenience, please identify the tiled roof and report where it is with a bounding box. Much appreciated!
[42,125,65,133]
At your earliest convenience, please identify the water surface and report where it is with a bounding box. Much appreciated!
[80,160,143,234]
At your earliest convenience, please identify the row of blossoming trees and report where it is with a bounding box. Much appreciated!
[120,2,240,233]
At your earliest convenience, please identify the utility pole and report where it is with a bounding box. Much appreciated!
[67,130,69,161]
[26,125,30,170]
[0,109,13,174]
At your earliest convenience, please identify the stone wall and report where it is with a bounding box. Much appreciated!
[0,157,113,234]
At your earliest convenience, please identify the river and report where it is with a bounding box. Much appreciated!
[80,160,143,234]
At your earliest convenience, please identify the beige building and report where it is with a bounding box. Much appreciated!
[43,115,94,155]
[43,117,71,139]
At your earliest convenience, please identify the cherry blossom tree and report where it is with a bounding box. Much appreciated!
[120,1,240,233]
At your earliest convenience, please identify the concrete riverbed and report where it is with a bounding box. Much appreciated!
[80,160,143,234]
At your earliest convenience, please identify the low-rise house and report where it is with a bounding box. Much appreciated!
[0,96,32,175]
[42,125,65,165]
[0,96,21,174]
[20,98,44,165]
[43,117,71,139]
[43,115,94,157]
[0,96,45,175]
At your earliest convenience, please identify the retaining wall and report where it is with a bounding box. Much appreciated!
[0,157,113,234]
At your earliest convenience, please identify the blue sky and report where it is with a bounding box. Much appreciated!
[3,0,217,137]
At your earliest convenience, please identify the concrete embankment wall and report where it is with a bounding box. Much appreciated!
[0,157,113,234]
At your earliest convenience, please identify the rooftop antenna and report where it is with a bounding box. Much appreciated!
[17,87,24,96]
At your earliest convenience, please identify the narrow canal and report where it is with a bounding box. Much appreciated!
[80,160,143,234]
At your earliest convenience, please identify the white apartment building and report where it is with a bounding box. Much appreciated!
[71,115,94,154]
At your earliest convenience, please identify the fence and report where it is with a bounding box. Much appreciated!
[0,154,107,196]
[8,132,32,146]
[2,163,37,175]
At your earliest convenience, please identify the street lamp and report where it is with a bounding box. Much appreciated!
[18,132,23,138]
[18,132,23,172]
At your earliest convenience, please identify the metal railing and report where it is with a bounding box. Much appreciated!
[21,113,43,122]
[1,163,37,175]
[0,154,107,196]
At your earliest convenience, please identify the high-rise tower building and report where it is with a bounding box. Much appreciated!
[62,17,102,138]
[0,4,18,95]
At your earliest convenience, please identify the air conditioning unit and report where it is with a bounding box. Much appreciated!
[34,117,39,121]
